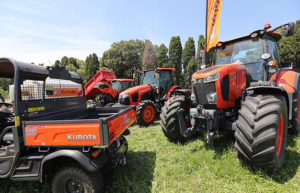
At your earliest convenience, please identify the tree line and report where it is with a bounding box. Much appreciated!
[0,20,299,96]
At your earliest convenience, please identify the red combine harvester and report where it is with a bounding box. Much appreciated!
[119,68,182,126]
[84,70,134,106]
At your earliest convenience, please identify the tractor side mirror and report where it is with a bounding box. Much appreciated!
[279,61,293,69]
[283,22,295,37]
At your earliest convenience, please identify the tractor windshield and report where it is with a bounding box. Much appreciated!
[120,81,132,92]
[214,38,264,81]
[141,70,159,87]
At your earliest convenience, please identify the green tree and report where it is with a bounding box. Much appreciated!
[100,39,145,82]
[196,35,205,68]
[169,36,182,85]
[142,41,156,70]
[279,20,300,71]
[54,60,61,66]
[61,56,69,67]
[84,53,99,82]
[156,44,169,67]
[182,37,195,72]
[184,56,197,88]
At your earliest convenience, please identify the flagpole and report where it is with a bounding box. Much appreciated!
[202,0,208,67]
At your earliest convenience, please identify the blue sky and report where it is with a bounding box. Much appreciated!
[0,0,299,65]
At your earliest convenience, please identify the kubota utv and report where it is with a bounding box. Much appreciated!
[0,58,136,193]
[119,68,181,126]
[161,22,298,173]
[85,69,134,107]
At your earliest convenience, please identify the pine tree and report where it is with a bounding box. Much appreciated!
[185,56,197,88]
[61,56,69,67]
[169,36,182,85]
[182,37,195,72]
[84,53,99,82]
[54,60,61,66]
[156,44,169,67]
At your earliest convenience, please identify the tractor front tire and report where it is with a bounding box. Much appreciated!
[235,95,288,173]
[52,166,103,193]
[160,95,189,142]
[136,100,157,127]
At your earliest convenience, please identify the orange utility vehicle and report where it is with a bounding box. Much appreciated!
[85,70,134,106]
[161,23,298,173]
[119,68,181,126]
[0,58,136,193]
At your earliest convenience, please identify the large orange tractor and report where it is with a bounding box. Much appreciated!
[85,70,134,106]
[119,68,181,126]
[161,22,298,173]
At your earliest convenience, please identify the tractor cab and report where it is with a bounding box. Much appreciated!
[141,68,175,99]
[210,23,295,85]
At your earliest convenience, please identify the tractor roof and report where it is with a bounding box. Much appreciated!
[216,24,282,48]
[143,68,175,72]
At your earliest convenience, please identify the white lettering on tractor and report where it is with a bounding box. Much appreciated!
[67,134,98,141]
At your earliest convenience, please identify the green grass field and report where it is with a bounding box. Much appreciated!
[1,121,299,193]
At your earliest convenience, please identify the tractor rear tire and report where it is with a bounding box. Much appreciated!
[52,166,103,193]
[136,100,157,127]
[235,95,288,173]
[160,95,190,142]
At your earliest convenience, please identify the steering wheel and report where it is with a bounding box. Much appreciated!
[232,58,248,64]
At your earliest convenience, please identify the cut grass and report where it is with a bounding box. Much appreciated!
[1,121,299,193]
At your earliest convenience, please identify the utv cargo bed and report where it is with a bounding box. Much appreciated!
[23,105,136,147]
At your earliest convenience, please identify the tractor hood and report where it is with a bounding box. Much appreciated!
[119,84,152,96]
[192,64,245,79]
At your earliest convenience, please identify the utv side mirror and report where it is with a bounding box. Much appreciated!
[283,22,295,37]
[279,61,293,69]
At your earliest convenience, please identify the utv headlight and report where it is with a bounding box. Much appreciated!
[204,73,219,83]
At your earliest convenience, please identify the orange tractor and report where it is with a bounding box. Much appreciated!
[119,68,181,126]
[161,23,298,173]
[85,70,134,106]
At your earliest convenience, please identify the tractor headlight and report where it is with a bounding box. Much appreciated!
[206,92,218,104]
[191,77,197,84]
[204,73,219,83]
[121,94,129,98]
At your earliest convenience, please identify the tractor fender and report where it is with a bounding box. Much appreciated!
[39,149,107,182]
[168,88,191,99]
[245,86,291,120]
[166,86,181,100]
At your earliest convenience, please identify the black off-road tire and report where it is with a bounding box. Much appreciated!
[290,81,300,135]
[235,95,288,173]
[136,100,157,127]
[160,95,189,142]
[52,166,103,193]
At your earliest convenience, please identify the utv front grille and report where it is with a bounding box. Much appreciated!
[193,80,216,106]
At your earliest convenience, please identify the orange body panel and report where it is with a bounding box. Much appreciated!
[48,88,79,97]
[192,64,246,109]
[107,108,136,144]
[119,85,152,106]
[270,70,297,93]
[24,107,137,147]
[24,122,101,146]
[115,79,134,82]
[166,86,181,100]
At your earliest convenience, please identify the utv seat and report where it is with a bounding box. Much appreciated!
[3,132,13,145]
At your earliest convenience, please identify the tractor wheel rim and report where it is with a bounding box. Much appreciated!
[276,114,284,157]
[64,178,84,193]
[143,106,155,122]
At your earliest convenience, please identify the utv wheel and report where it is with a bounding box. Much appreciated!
[136,100,157,127]
[160,95,191,142]
[235,95,288,173]
[52,166,103,193]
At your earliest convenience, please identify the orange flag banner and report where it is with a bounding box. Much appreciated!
[206,0,222,52]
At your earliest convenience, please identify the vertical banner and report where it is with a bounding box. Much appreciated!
[206,0,222,52]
